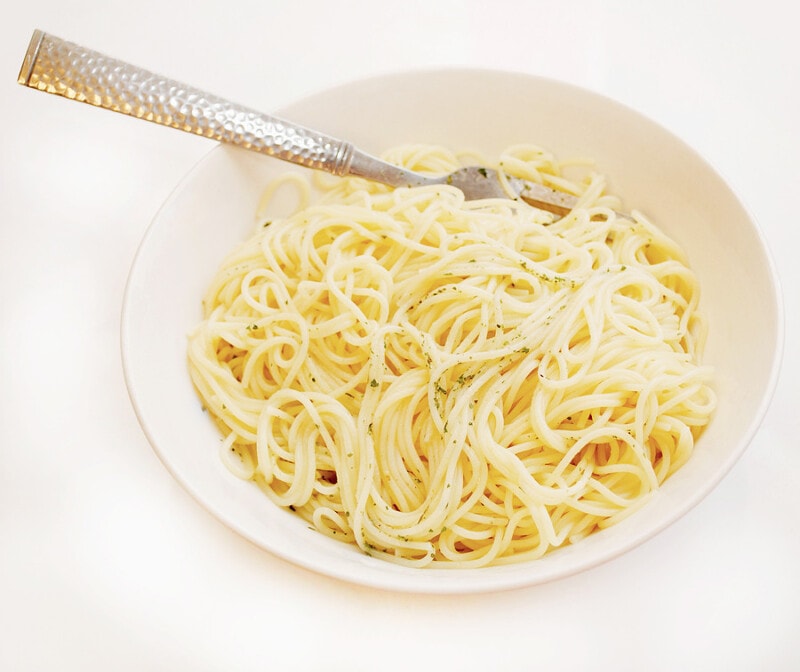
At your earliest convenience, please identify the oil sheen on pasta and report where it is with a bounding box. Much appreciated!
[187,144,716,568]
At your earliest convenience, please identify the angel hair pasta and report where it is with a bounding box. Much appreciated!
[187,144,715,568]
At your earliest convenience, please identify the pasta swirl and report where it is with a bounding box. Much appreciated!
[188,145,715,567]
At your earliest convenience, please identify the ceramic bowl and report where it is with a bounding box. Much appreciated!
[121,69,782,593]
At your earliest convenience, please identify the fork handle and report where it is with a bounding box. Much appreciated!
[18,29,419,186]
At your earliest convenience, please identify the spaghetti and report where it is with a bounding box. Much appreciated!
[187,144,715,567]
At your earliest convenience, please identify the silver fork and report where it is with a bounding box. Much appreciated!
[18,30,578,217]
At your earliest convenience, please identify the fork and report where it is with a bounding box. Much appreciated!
[18,30,578,217]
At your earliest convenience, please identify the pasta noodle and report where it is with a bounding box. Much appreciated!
[187,144,716,568]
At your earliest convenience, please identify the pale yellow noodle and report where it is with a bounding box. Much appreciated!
[187,144,715,568]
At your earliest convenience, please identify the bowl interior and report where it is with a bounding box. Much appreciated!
[122,69,782,593]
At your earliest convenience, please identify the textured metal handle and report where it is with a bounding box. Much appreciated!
[18,30,358,176]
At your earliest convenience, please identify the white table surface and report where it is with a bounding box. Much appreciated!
[2,1,798,670]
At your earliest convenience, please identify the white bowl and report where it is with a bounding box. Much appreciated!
[121,69,782,593]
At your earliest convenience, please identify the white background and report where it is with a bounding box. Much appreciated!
[2,1,798,670]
